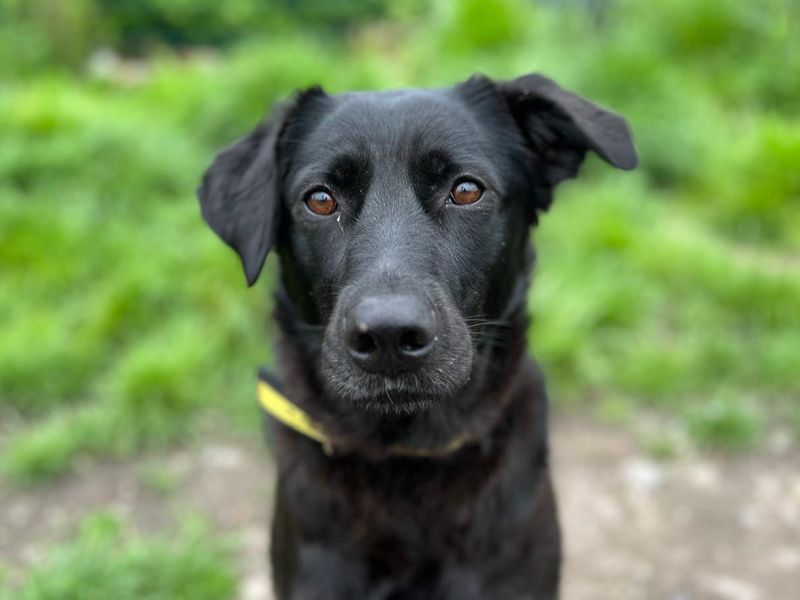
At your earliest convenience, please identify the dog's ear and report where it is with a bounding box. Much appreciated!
[197,111,287,286]
[197,89,322,286]
[497,73,637,194]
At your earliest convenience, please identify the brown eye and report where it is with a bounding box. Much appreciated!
[450,179,483,205]
[305,189,337,216]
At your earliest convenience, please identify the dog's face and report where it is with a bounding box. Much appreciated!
[199,74,636,413]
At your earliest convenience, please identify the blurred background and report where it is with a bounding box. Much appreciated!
[0,0,798,598]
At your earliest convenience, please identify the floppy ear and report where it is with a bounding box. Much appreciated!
[197,88,326,286]
[197,111,286,285]
[497,73,637,194]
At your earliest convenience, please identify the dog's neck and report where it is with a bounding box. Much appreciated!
[270,279,533,458]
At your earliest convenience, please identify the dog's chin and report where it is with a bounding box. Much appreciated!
[349,392,443,415]
[327,382,460,415]
[320,355,472,416]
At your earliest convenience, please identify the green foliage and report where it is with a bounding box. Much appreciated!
[2,514,236,600]
[0,0,104,72]
[532,173,800,445]
[0,0,402,73]
[0,75,273,481]
[140,462,180,496]
[702,117,800,245]
[686,396,763,451]
[436,0,528,52]
[1,0,798,484]
[642,434,680,461]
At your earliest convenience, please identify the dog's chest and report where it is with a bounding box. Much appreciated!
[284,433,541,555]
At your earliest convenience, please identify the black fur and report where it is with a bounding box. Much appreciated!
[198,72,636,599]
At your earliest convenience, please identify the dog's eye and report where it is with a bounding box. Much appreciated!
[449,179,483,206]
[305,189,337,216]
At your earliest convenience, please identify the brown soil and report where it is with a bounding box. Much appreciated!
[1,415,798,599]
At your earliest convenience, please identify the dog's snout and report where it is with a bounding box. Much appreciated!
[344,294,435,375]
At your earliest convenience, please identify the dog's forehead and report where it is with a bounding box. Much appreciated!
[299,87,492,157]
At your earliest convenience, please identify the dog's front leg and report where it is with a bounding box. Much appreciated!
[430,565,483,600]
[285,544,367,600]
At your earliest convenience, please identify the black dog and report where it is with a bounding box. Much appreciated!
[198,73,636,599]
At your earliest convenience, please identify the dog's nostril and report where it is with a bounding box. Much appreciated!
[398,329,430,354]
[352,332,377,355]
[344,294,436,374]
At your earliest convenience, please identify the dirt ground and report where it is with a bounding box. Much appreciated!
[1,415,798,599]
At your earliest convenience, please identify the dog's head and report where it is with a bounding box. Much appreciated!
[198,73,636,413]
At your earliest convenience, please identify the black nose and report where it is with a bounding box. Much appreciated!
[344,294,436,375]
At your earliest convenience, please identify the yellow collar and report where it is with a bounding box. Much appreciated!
[257,378,469,457]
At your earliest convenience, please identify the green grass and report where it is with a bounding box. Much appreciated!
[532,173,800,410]
[1,0,799,485]
[0,513,236,600]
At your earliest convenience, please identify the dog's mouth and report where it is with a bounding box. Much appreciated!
[321,344,473,414]
[349,390,444,415]
[325,372,466,414]
[321,369,471,415]
[320,284,473,413]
